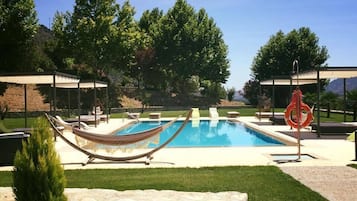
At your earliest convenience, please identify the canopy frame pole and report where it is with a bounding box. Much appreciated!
[24,84,27,128]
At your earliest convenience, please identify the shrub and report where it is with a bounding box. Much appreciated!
[12,117,67,201]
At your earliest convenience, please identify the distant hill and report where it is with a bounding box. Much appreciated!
[326,77,357,95]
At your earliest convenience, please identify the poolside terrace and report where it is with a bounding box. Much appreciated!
[2,115,353,170]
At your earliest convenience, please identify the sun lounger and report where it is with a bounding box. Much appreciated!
[91,106,103,115]
[269,115,286,125]
[0,132,30,166]
[55,115,90,130]
[191,108,200,127]
[191,108,200,119]
[209,107,219,119]
[126,112,140,119]
[311,122,357,134]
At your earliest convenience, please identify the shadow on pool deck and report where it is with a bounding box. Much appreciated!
[278,131,348,140]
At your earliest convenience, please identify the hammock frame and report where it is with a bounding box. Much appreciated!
[45,110,191,165]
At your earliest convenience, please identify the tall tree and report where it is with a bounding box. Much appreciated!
[0,0,38,72]
[138,8,164,90]
[113,1,147,80]
[153,0,230,103]
[243,27,329,106]
[68,0,119,77]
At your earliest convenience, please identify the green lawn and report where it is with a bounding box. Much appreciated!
[1,107,355,129]
[0,166,326,201]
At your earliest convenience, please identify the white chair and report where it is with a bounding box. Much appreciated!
[126,112,140,119]
[55,115,90,130]
[209,107,219,119]
[92,106,103,115]
[191,108,200,119]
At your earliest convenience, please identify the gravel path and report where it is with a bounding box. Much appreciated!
[280,166,357,201]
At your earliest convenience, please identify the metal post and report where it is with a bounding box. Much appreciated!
[317,66,321,137]
[77,82,81,129]
[293,60,301,161]
[53,73,57,115]
[67,89,71,117]
[106,85,109,123]
[94,80,97,127]
[258,83,262,121]
[343,78,347,121]
[24,84,27,128]
[272,79,275,118]
[354,131,357,161]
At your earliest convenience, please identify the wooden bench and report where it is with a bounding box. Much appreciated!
[227,111,240,118]
[149,113,161,119]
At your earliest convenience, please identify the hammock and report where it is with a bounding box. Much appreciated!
[72,119,176,145]
[45,110,191,165]
[51,115,177,145]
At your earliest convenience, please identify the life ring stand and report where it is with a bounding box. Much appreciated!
[284,102,313,128]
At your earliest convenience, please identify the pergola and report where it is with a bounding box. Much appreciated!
[259,77,318,117]
[0,72,79,127]
[291,67,357,136]
[55,80,109,126]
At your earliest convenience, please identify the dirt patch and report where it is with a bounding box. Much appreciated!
[218,99,245,107]
[0,85,50,112]
[120,95,142,108]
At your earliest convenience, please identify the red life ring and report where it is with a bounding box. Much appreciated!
[284,102,313,128]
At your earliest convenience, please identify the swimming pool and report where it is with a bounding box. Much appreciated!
[116,120,284,147]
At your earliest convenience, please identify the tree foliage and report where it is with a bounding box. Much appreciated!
[0,0,38,95]
[140,0,230,105]
[243,27,329,106]
[227,87,236,102]
[0,0,38,72]
[13,117,67,201]
[2,0,230,107]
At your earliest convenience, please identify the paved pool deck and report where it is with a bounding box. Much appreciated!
[2,116,357,201]
[1,116,356,170]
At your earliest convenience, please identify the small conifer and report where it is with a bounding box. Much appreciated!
[13,117,67,201]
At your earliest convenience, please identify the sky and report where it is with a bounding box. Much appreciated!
[34,0,357,91]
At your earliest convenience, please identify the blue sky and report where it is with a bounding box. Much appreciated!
[34,0,357,91]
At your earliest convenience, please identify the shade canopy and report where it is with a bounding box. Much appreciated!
[260,79,317,86]
[0,72,79,129]
[0,72,79,85]
[291,67,357,80]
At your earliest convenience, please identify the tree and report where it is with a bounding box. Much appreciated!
[347,89,357,120]
[243,27,329,106]
[13,117,67,201]
[152,0,230,104]
[50,0,144,108]
[138,8,165,90]
[0,0,38,95]
[227,87,235,102]
[0,0,38,73]
[67,0,119,75]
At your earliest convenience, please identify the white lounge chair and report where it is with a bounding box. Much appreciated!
[92,106,103,115]
[209,107,219,119]
[191,108,200,127]
[55,115,90,130]
[126,112,140,119]
[191,108,200,119]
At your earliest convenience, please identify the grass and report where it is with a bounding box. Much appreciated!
[1,107,355,129]
[0,166,326,201]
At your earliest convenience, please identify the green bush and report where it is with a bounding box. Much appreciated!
[12,117,67,201]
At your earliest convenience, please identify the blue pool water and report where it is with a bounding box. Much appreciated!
[117,120,284,147]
